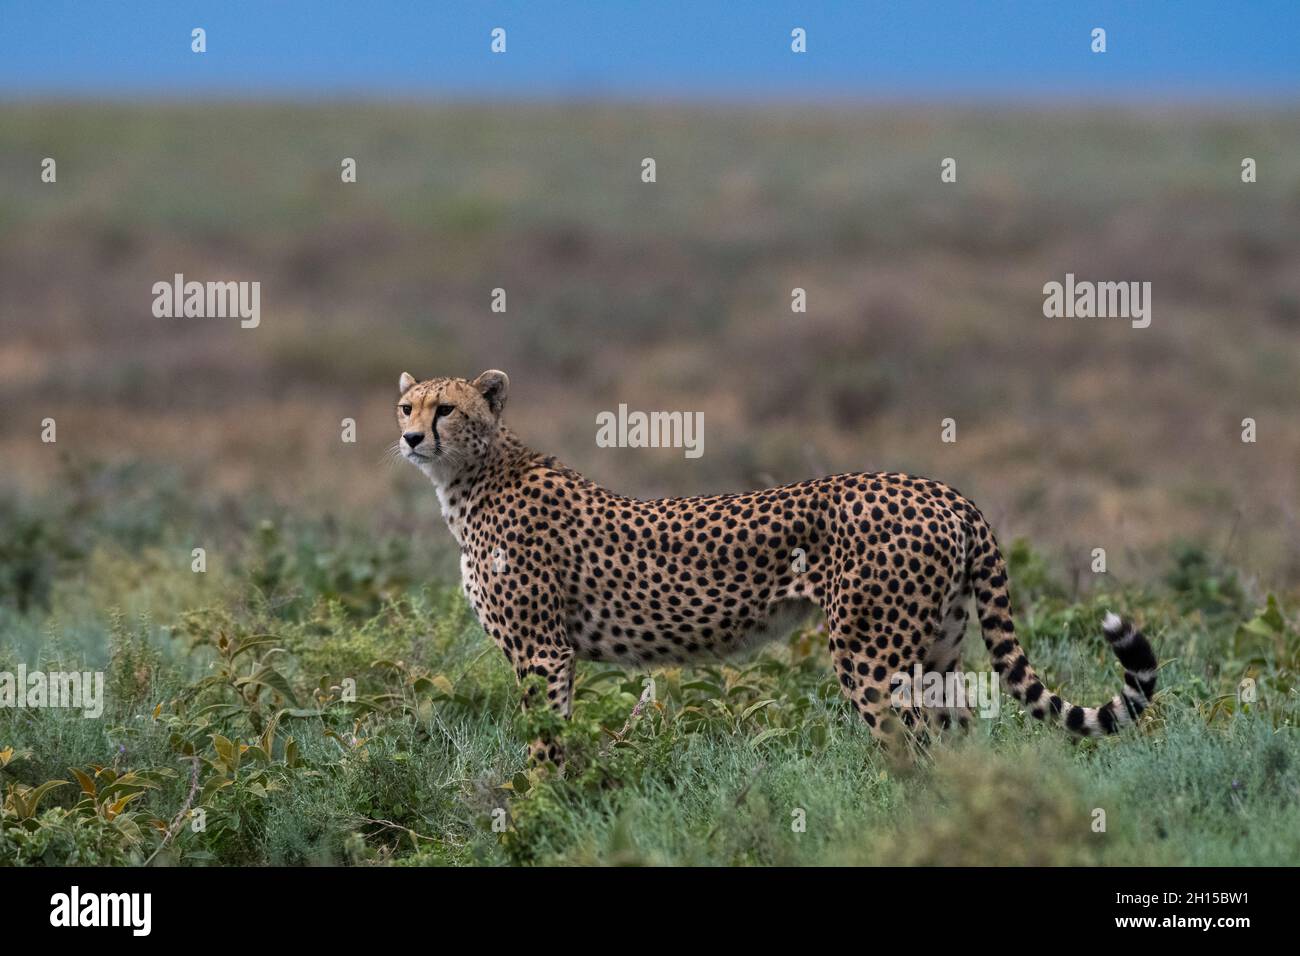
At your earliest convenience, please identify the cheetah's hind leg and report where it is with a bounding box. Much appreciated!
[920,595,976,737]
[826,624,914,749]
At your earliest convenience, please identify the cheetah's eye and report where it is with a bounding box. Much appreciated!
[399,404,412,416]
[435,404,455,418]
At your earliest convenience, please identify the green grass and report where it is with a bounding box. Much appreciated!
[2,466,1298,866]
[4,103,1299,867]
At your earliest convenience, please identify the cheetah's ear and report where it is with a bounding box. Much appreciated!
[398,372,418,394]
[472,369,509,416]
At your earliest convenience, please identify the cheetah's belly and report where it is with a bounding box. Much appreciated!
[566,587,817,665]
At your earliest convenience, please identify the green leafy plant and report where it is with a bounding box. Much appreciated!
[180,629,299,733]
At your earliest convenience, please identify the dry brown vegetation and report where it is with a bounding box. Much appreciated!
[2,102,1299,583]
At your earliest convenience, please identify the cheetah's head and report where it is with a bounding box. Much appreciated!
[394,369,509,476]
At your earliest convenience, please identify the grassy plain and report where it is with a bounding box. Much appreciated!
[1,104,1298,864]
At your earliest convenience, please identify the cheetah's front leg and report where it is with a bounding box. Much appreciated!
[515,645,575,769]
[468,547,575,769]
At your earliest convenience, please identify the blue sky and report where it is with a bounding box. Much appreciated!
[2,1,1297,101]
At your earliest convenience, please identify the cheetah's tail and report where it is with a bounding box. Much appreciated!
[970,536,1157,737]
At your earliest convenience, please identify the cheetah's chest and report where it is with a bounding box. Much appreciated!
[459,551,475,603]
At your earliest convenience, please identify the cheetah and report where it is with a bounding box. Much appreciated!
[395,369,1158,764]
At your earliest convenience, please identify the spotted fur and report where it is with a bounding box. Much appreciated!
[396,370,1157,762]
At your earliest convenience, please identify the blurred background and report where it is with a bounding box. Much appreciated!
[3,0,1300,600]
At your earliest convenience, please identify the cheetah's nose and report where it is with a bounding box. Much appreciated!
[403,431,424,449]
